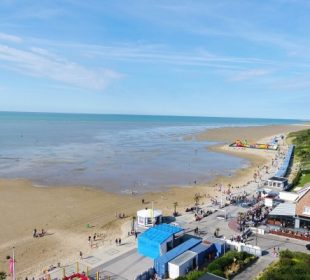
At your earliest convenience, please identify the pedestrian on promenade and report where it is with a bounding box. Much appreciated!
[135,231,138,240]
[118,238,121,245]
[115,238,118,246]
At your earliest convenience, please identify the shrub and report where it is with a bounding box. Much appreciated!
[0,272,6,280]
[279,257,294,266]
[237,251,251,260]
[258,250,310,280]
[207,262,222,272]
[279,249,293,259]
[211,270,225,278]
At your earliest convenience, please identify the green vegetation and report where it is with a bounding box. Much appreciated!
[299,173,310,186]
[207,251,257,279]
[176,268,208,280]
[0,271,6,280]
[258,249,310,280]
[177,251,257,280]
[288,129,310,186]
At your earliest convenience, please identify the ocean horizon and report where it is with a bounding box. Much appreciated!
[0,111,302,193]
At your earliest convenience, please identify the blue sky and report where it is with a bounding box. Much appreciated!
[0,0,309,119]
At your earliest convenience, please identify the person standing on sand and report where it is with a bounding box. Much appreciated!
[118,238,121,245]
[33,228,37,238]
[115,238,118,246]
[79,251,83,260]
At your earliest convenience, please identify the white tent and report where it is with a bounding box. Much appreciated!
[137,208,163,227]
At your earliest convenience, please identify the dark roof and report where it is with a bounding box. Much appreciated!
[268,176,288,182]
[198,272,226,280]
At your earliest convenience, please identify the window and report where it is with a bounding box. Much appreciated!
[303,206,310,215]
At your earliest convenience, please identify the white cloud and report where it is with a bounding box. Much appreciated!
[0,44,122,90]
[0,32,22,43]
[229,69,272,82]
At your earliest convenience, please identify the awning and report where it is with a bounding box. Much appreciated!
[269,202,296,217]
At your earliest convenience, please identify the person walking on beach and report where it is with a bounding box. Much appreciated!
[115,238,118,246]
[88,236,91,246]
[79,251,83,260]
[118,238,121,245]
[33,228,37,238]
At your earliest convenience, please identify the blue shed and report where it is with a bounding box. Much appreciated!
[154,238,201,279]
[190,243,215,267]
[138,224,184,259]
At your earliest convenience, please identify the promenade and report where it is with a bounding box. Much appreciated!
[39,139,309,280]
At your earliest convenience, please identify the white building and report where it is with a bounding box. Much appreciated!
[137,208,163,227]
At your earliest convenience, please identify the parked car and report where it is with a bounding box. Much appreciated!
[241,202,253,208]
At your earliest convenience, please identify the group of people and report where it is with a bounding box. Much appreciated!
[88,234,99,248]
[32,228,46,238]
[272,247,280,257]
[115,237,122,245]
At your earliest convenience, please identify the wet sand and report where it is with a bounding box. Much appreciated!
[0,124,308,278]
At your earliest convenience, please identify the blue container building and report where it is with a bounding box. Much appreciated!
[190,243,215,268]
[154,238,201,279]
[138,224,184,259]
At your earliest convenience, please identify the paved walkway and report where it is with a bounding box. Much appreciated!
[235,255,274,280]
[47,235,138,279]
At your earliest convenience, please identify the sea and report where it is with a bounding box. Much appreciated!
[0,112,301,193]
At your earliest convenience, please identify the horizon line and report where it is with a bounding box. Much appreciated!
[0,110,307,122]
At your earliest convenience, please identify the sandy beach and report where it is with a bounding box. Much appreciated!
[0,124,308,278]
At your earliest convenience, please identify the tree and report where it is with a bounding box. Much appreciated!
[173,202,178,215]
[194,193,200,206]
[131,216,136,232]
[0,272,6,280]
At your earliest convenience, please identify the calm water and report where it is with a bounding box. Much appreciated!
[0,112,301,193]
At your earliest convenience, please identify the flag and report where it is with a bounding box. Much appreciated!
[9,258,15,274]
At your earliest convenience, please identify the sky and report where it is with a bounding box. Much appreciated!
[0,0,310,119]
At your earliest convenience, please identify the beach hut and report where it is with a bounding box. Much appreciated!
[137,208,163,227]
[267,176,288,190]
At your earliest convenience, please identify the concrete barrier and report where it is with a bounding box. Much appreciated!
[226,240,262,257]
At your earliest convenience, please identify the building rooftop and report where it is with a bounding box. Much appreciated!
[268,176,288,182]
[138,223,184,244]
[169,250,197,266]
[269,202,296,217]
